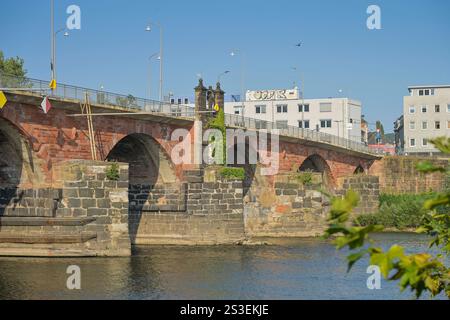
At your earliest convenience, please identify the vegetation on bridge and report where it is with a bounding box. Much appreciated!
[219,167,245,181]
[206,105,226,164]
[324,137,450,299]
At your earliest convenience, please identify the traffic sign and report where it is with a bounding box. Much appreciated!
[0,91,7,109]
[49,79,57,90]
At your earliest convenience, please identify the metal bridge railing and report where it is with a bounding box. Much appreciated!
[0,73,196,118]
[224,113,380,155]
[1,73,381,155]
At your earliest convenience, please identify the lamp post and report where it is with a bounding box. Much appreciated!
[50,0,69,87]
[53,28,69,82]
[217,70,230,84]
[148,53,160,101]
[292,67,305,137]
[338,89,347,141]
[145,22,164,102]
[230,49,245,118]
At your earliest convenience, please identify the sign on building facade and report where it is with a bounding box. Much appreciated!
[246,88,299,101]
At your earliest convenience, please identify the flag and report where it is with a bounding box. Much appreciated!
[41,96,52,114]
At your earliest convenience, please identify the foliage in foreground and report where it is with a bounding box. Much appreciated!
[324,137,450,299]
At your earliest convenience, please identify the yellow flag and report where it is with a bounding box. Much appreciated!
[0,91,7,109]
[213,104,220,112]
[49,79,57,90]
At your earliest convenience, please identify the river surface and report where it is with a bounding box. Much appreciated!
[0,233,445,300]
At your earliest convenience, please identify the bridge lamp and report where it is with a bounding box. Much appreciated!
[217,71,230,83]
[230,49,246,117]
[148,52,160,101]
[52,28,70,85]
[145,21,164,102]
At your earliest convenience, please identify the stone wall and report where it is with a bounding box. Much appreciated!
[0,188,61,217]
[244,172,330,238]
[370,157,448,194]
[54,161,131,256]
[130,177,245,245]
[337,175,380,214]
[129,183,186,212]
[0,161,131,257]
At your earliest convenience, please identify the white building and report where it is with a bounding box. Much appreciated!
[224,88,363,142]
[401,85,450,156]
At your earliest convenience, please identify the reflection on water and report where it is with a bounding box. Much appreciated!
[0,233,444,300]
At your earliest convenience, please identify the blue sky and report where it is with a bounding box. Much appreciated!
[1,0,450,131]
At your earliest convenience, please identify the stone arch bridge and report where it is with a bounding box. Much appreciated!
[0,77,382,256]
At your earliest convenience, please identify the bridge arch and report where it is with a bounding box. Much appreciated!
[106,133,177,185]
[0,118,27,216]
[226,134,260,197]
[354,165,365,175]
[0,119,24,187]
[106,133,179,244]
[298,154,333,186]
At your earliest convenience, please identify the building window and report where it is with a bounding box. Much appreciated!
[423,139,428,147]
[298,104,310,112]
[409,106,415,114]
[320,103,332,113]
[435,121,441,130]
[409,121,415,130]
[435,105,440,113]
[298,120,310,129]
[255,105,266,114]
[422,121,428,130]
[419,90,424,96]
[320,119,332,128]
[276,104,288,113]
[255,120,267,130]
[447,104,450,113]
[410,138,416,147]
[276,120,288,129]
[234,106,241,115]
[448,121,450,129]
[421,106,427,113]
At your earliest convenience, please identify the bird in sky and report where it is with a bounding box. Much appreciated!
[295,42,302,47]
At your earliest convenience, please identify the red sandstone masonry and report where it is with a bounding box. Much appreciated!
[1,102,190,185]
[2,100,377,188]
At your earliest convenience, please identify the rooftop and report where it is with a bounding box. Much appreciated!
[408,85,450,91]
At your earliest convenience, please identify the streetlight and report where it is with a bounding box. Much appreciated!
[338,89,349,145]
[53,28,69,82]
[145,21,164,102]
[50,0,69,87]
[230,49,246,118]
[292,67,305,137]
[217,71,230,83]
[148,53,160,101]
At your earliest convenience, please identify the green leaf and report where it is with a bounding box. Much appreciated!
[347,249,368,272]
